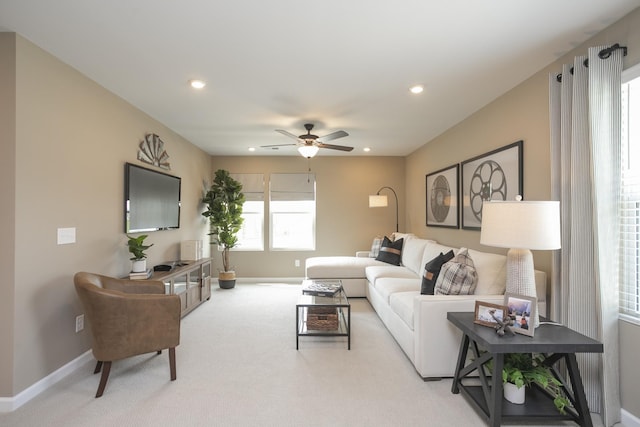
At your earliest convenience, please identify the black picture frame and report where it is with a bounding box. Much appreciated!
[426,164,459,228]
[460,140,523,230]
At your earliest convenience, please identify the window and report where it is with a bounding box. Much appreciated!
[231,174,264,251]
[269,173,316,250]
[620,64,640,322]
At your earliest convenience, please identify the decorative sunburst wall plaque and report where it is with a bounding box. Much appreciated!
[137,133,171,170]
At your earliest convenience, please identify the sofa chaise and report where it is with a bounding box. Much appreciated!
[305,234,546,379]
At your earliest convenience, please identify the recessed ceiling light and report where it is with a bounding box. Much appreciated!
[248,147,256,152]
[409,85,424,94]
[363,147,371,152]
[189,79,206,89]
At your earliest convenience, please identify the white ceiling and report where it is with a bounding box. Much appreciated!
[1,1,638,157]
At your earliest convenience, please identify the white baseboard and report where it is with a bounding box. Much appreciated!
[623,408,640,427]
[0,350,92,412]
[218,277,304,284]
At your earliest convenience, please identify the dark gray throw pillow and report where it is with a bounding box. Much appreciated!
[375,237,404,265]
[420,250,455,295]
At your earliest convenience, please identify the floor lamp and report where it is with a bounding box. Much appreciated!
[480,200,561,327]
[369,186,399,232]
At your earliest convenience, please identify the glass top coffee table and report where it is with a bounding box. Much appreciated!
[296,279,351,350]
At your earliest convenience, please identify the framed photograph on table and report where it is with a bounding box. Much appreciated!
[460,140,523,230]
[474,301,508,328]
[504,293,537,337]
[426,164,459,228]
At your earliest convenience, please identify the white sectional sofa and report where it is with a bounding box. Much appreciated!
[305,234,547,379]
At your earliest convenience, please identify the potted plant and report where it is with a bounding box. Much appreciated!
[202,169,245,289]
[500,353,570,413]
[126,234,153,272]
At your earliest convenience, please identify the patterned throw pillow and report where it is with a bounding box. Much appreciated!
[375,237,404,266]
[370,236,383,258]
[420,250,455,295]
[434,248,478,295]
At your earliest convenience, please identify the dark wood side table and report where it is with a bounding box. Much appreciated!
[447,312,603,427]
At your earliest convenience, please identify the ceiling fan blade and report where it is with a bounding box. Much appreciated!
[317,143,354,152]
[316,130,348,143]
[260,143,297,148]
[275,129,304,142]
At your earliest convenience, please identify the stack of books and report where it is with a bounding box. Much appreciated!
[303,280,342,297]
[129,268,152,280]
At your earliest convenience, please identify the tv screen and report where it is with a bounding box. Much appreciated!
[125,163,181,233]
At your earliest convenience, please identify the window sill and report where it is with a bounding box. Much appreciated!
[619,313,640,327]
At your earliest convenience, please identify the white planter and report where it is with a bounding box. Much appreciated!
[503,382,525,404]
[131,259,147,273]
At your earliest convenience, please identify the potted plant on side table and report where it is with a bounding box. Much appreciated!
[202,169,245,289]
[501,353,570,414]
[127,234,153,273]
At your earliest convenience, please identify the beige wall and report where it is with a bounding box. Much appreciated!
[0,33,17,397]
[405,7,640,421]
[1,34,212,396]
[210,156,405,277]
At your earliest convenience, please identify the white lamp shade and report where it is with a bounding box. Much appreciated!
[298,145,319,158]
[480,201,561,250]
[369,195,388,207]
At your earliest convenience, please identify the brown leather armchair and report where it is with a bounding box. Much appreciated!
[74,272,181,397]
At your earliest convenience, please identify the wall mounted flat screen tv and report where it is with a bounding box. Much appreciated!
[125,163,181,233]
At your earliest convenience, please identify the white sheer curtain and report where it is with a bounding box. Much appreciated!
[549,45,624,426]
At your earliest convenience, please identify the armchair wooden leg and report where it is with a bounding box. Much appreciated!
[94,361,103,374]
[95,361,112,398]
[169,347,176,381]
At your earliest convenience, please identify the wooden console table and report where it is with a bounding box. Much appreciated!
[149,259,212,317]
[447,311,603,427]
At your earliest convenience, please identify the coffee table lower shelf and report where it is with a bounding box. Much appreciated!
[296,302,351,350]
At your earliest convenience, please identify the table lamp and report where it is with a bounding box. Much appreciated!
[480,199,561,327]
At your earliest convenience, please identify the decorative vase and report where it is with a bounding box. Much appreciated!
[503,382,525,404]
[218,271,236,289]
[131,259,147,273]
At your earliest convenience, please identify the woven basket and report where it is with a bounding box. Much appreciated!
[307,307,338,330]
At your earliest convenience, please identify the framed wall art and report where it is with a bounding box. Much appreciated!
[460,140,523,230]
[426,164,459,228]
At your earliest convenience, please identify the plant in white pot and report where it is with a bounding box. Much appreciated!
[126,234,153,272]
[201,169,244,289]
[501,353,570,413]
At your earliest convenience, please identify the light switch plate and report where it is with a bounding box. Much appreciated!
[57,227,76,245]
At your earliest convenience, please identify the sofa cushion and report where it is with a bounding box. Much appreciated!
[401,237,435,275]
[306,256,386,279]
[434,248,478,295]
[389,291,420,331]
[374,277,421,303]
[419,242,458,274]
[375,236,404,265]
[421,250,455,295]
[366,265,418,286]
[467,249,507,295]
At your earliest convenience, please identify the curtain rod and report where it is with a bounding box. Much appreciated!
[555,43,628,82]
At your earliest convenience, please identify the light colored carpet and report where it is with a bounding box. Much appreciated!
[1,283,595,426]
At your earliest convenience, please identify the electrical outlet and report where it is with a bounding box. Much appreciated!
[75,314,84,333]
[295,259,300,267]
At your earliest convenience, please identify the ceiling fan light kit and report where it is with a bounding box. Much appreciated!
[263,123,353,157]
[298,145,319,158]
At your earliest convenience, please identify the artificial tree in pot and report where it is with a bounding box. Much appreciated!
[202,169,245,289]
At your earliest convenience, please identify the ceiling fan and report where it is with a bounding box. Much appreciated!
[262,123,353,158]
